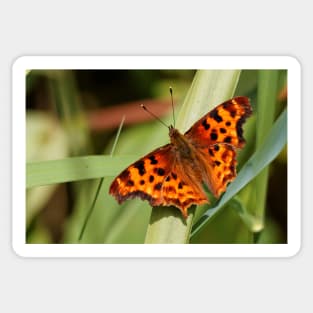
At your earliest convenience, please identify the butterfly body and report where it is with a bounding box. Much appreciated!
[109,96,252,218]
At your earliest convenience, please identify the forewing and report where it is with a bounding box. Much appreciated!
[185,96,252,148]
[109,144,174,207]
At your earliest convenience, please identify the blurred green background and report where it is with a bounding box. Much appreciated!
[26,69,287,244]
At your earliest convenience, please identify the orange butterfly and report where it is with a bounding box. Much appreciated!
[109,96,252,218]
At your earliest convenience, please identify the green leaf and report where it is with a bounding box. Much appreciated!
[26,155,138,188]
[253,70,279,226]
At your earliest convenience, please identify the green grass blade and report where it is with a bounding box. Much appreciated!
[191,108,287,237]
[26,155,138,188]
[78,177,104,241]
[144,70,242,244]
[253,70,279,226]
[78,116,126,241]
[48,70,92,156]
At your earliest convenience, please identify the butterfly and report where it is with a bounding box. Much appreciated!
[109,96,252,219]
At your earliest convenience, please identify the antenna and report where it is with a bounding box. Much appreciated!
[140,104,168,128]
[169,86,175,127]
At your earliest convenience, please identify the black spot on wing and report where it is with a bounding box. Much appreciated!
[134,160,146,176]
[230,110,236,118]
[202,119,211,130]
[236,119,244,139]
[171,172,177,180]
[154,168,165,176]
[210,132,218,141]
[154,182,162,190]
[126,180,134,187]
[224,136,232,143]
[148,155,158,165]
[209,109,223,123]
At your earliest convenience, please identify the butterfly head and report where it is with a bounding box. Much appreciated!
[168,124,178,137]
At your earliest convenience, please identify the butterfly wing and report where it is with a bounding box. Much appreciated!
[109,144,174,207]
[184,97,252,197]
[196,143,237,197]
[109,144,208,218]
[160,161,208,218]
[185,96,252,148]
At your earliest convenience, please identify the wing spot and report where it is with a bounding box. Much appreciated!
[154,182,162,190]
[214,160,221,166]
[149,175,154,183]
[226,121,231,126]
[230,110,236,118]
[154,167,165,176]
[209,109,223,123]
[165,176,171,182]
[148,155,158,165]
[140,179,145,185]
[222,100,232,109]
[224,136,232,143]
[236,118,244,141]
[220,127,227,133]
[178,182,183,189]
[208,148,214,156]
[134,160,146,176]
[202,119,211,130]
[127,180,134,187]
[214,145,220,151]
[210,132,218,141]
[171,172,177,180]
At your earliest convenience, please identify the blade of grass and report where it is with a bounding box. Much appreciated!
[233,70,280,235]
[144,70,242,244]
[48,70,92,155]
[253,70,279,227]
[78,116,125,241]
[191,108,287,237]
[26,155,137,188]
[47,70,95,242]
